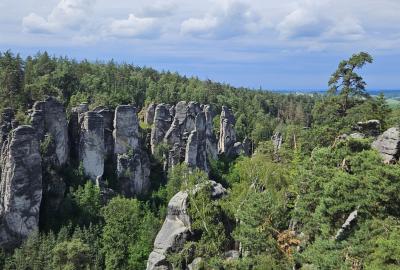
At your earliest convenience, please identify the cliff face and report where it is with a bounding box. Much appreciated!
[0,97,251,249]
[0,126,42,249]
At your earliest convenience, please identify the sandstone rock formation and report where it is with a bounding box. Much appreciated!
[218,106,236,156]
[0,126,42,249]
[93,106,115,158]
[30,97,69,167]
[185,112,208,172]
[372,127,400,163]
[147,181,226,270]
[151,104,173,154]
[114,105,139,155]
[204,105,218,160]
[79,112,105,181]
[0,109,15,152]
[114,105,150,196]
[69,103,89,161]
[354,120,381,137]
[145,103,157,125]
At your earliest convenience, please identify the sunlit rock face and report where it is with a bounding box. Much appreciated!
[372,127,400,164]
[146,181,226,270]
[79,111,105,181]
[218,106,236,157]
[151,104,173,154]
[0,125,42,249]
[114,105,150,196]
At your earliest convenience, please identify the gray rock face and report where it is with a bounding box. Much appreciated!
[79,112,105,181]
[147,181,226,270]
[372,127,400,163]
[114,105,150,196]
[354,120,381,137]
[117,152,150,197]
[185,112,208,172]
[218,106,236,156]
[272,132,283,153]
[0,126,42,249]
[145,103,157,125]
[93,106,115,158]
[335,209,358,241]
[41,97,69,166]
[114,105,139,154]
[151,104,172,154]
[204,105,218,160]
[0,108,15,152]
[69,103,89,161]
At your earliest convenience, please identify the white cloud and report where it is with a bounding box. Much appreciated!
[22,0,95,34]
[105,14,160,39]
[138,1,177,18]
[180,1,263,39]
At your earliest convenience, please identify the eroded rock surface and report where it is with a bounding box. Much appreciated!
[151,104,172,154]
[147,181,226,270]
[0,126,42,249]
[145,103,157,125]
[185,112,208,172]
[79,112,104,181]
[114,105,139,155]
[218,106,236,157]
[372,127,400,163]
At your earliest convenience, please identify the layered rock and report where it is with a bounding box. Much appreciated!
[0,126,42,249]
[372,127,400,163]
[151,104,173,154]
[145,103,157,125]
[218,106,236,156]
[114,105,150,196]
[79,112,105,181]
[147,181,226,270]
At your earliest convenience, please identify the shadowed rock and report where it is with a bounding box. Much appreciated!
[151,104,172,154]
[218,106,236,156]
[0,125,42,249]
[94,106,115,158]
[145,103,157,125]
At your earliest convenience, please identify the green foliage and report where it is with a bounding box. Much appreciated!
[101,197,159,270]
[52,238,91,270]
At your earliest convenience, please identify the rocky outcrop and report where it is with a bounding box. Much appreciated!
[93,106,114,158]
[114,105,139,155]
[145,103,157,125]
[372,127,400,164]
[114,105,150,196]
[0,109,15,152]
[335,209,358,241]
[69,103,89,161]
[218,106,236,156]
[185,112,208,172]
[204,105,218,160]
[33,97,69,167]
[79,112,105,181]
[272,132,283,153]
[147,181,226,270]
[151,104,173,154]
[353,120,381,137]
[0,126,42,249]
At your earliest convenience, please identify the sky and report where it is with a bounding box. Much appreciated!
[0,0,399,90]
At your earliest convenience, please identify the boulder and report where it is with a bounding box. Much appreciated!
[79,112,105,181]
[145,103,157,125]
[372,127,400,163]
[0,126,42,249]
[147,181,226,270]
[114,105,139,154]
[218,106,236,156]
[354,120,381,137]
[151,104,172,154]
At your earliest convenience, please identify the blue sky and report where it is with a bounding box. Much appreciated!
[0,0,399,90]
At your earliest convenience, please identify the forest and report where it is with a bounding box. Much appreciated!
[0,50,400,270]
